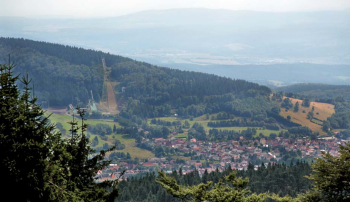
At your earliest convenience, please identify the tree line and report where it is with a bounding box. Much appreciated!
[116,160,312,202]
[111,61,273,118]
[207,118,280,130]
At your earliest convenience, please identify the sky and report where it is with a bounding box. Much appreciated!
[2,0,350,18]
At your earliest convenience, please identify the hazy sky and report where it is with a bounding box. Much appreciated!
[2,0,350,18]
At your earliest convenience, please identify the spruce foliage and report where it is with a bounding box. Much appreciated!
[64,108,122,201]
[117,162,312,202]
[300,143,350,201]
[0,60,122,201]
[156,170,268,202]
[0,59,69,201]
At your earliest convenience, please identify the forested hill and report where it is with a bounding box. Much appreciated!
[112,61,273,118]
[0,37,132,67]
[0,37,133,106]
[0,37,274,119]
[276,83,350,102]
[117,161,312,202]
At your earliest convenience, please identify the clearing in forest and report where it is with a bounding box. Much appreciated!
[99,57,119,114]
[107,81,119,114]
[45,112,154,159]
[279,97,335,135]
[148,114,283,138]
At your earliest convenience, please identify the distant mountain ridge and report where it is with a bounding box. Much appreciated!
[163,63,350,87]
[276,83,350,101]
[1,8,349,65]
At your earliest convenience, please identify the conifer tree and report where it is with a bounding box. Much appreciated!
[0,60,70,201]
[64,108,123,201]
[156,171,268,202]
[113,124,117,133]
[294,101,299,112]
[0,60,123,201]
[300,143,350,201]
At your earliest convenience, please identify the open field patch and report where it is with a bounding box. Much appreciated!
[279,97,335,135]
[46,111,120,130]
[45,111,155,159]
[45,107,67,115]
[111,134,155,159]
[148,114,282,137]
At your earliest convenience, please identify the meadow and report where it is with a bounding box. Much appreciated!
[45,111,155,159]
[279,97,335,135]
[148,113,283,139]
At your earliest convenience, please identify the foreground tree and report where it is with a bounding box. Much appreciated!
[65,108,122,201]
[300,143,350,202]
[156,170,268,202]
[0,61,121,201]
[0,60,70,201]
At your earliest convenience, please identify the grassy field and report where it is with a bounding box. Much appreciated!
[212,127,283,137]
[45,111,155,159]
[279,97,335,135]
[111,134,155,159]
[148,114,282,138]
[46,112,120,131]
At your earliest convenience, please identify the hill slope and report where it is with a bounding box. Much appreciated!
[279,97,335,134]
[1,37,337,136]
[0,38,274,118]
[111,60,273,118]
[276,83,350,101]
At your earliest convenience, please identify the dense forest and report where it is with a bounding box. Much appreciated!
[111,61,275,118]
[276,83,350,103]
[116,161,312,202]
[1,38,272,114]
[0,37,137,106]
[0,37,132,67]
[323,101,350,132]
[1,37,291,127]
[0,38,103,106]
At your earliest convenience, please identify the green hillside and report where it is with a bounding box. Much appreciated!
[1,37,274,120]
[46,112,155,159]
[276,83,350,102]
[1,37,334,139]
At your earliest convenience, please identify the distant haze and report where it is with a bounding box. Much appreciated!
[1,8,349,65]
[1,3,350,86]
[1,0,350,18]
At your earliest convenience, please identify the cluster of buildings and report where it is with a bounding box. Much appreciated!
[148,135,344,161]
[96,135,348,182]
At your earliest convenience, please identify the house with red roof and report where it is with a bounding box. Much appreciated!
[194,162,202,168]
[142,163,156,167]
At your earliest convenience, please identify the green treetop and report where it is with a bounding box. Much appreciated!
[156,170,268,202]
[0,60,70,201]
[0,60,122,201]
[301,143,350,201]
